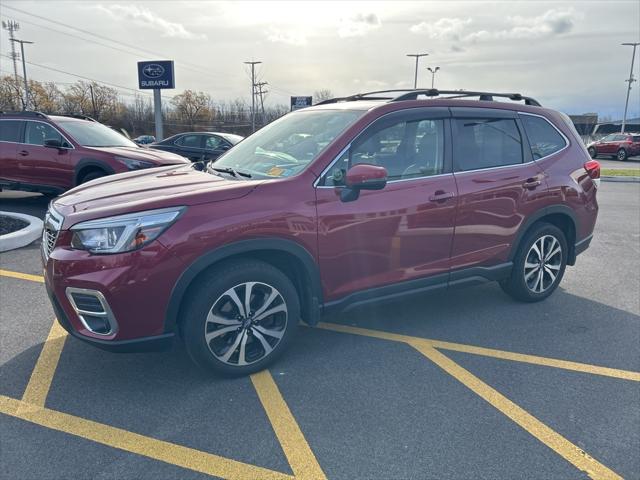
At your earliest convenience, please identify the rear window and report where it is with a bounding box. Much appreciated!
[0,120,22,143]
[453,118,523,171]
[520,115,567,159]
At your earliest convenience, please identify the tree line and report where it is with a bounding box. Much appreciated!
[0,75,326,138]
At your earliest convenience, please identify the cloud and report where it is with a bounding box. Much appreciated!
[410,9,575,43]
[96,4,206,40]
[266,28,308,46]
[338,13,381,38]
[409,17,472,41]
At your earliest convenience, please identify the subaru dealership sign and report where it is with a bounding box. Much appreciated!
[290,96,313,111]
[137,61,175,89]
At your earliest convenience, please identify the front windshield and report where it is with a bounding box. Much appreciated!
[57,120,138,148]
[214,109,364,178]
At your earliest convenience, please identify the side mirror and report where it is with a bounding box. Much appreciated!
[339,163,388,202]
[44,138,63,149]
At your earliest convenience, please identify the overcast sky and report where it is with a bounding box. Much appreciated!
[1,0,639,119]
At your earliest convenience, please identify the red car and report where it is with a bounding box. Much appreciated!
[42,90,599,375]
[0,112,189,195]
[587,133,640,161]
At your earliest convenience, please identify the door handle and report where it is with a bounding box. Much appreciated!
[429,191,455,202]
[523,178,542,189]
[18,150,29,156]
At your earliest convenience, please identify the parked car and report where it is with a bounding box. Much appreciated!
[587,133,640,161]
[133,135,156,145]
[0,112,190,195]
[42,89,599,376]
[148,131,243,162]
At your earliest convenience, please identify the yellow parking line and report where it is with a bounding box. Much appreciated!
[0,395,292,480]
[19,320,68,412]
[251,370,327,480]
[318,323,640,382]
[0,269,44,283]
[410,342,623,480]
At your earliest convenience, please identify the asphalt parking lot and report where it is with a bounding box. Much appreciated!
[1,182,638,480]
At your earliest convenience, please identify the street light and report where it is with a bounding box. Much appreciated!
[406,53,428,89]
[10,38,33,110]
[427,66,440,89]
[621,42,639,134]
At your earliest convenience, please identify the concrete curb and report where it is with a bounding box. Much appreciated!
[601,176,640,183]
[0,211,44,252]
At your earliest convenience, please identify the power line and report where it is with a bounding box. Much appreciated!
[2,4,243,82]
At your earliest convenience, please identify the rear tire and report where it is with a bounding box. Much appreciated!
[79,170,106,184]
[181,260,299,376]
[617,148,628,161]
[500,223,567,303]
[587,147,597,158]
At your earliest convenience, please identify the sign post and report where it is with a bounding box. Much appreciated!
[290,96,313,111]
[137,60,175,140]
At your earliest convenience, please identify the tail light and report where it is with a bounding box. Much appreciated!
[584,160,600,188]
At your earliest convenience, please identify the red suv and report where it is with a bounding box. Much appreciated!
[587,133,640,161]
[0,111,189,195]
[42,90,599,375]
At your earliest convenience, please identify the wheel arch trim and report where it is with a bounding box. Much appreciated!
[164,238,323,332]
[74,159,115,185]
[510,205,579,264]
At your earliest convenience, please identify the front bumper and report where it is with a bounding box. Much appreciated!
[43,232,185,352]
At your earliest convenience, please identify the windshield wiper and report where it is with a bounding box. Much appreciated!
[211,166,252,178]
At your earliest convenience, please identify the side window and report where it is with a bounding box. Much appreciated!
[205,136,222,150]
[176,135,202,148]
[25,122,64,146]
[323,117,445,186]
[613,135,626,141]
[453,118,523,172]
[0,120,23,142]
[520,115,567,159]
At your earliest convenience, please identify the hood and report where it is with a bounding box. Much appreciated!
[53,165,262,227]
[86,146,189,165]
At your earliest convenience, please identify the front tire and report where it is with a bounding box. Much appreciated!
[80,170,106,184]
[617,148,628,161]
[500,223,567,302]
[181,260,299,376]
[587,147,597,159]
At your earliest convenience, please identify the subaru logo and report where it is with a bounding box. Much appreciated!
[142,64,165,78]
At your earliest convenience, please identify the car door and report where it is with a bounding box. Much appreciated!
[204,135,232,162]
[174,134,205,161]
[598,134,616,154]
[315,108,457,301]
[449,108,547,275]
[19,120,75,188]
[0,119,23,183]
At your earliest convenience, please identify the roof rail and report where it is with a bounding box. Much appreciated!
[56,113,97,122]
[315,89,416,105]
[391,89,541,106]
[0,110,49,119]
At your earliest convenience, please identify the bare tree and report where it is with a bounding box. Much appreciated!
[171,90,214,129]
[313,89,333,104]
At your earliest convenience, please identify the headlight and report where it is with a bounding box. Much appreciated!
[115,156,157,170]
[70,207,185,254]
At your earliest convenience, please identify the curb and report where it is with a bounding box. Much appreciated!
[0,211,44,252]
[601,176,640,183]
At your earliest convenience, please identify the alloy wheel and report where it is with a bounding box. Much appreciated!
[524,235,562,294]
[617,149,627,161]
[204,282,288,366]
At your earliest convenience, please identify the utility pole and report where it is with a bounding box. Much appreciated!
[2,20,20,85]
[244,61,262,133]
[255,81,268,126]
[10,38,33,110]
[621,42,639,134]
[89,84,98,119]
[406,53,428,89]
[427,66,440,89]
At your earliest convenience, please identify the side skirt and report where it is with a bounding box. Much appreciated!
[323,262,513,316]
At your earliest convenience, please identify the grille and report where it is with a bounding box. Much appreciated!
[42,228,58,260]
[70,292,104,313]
